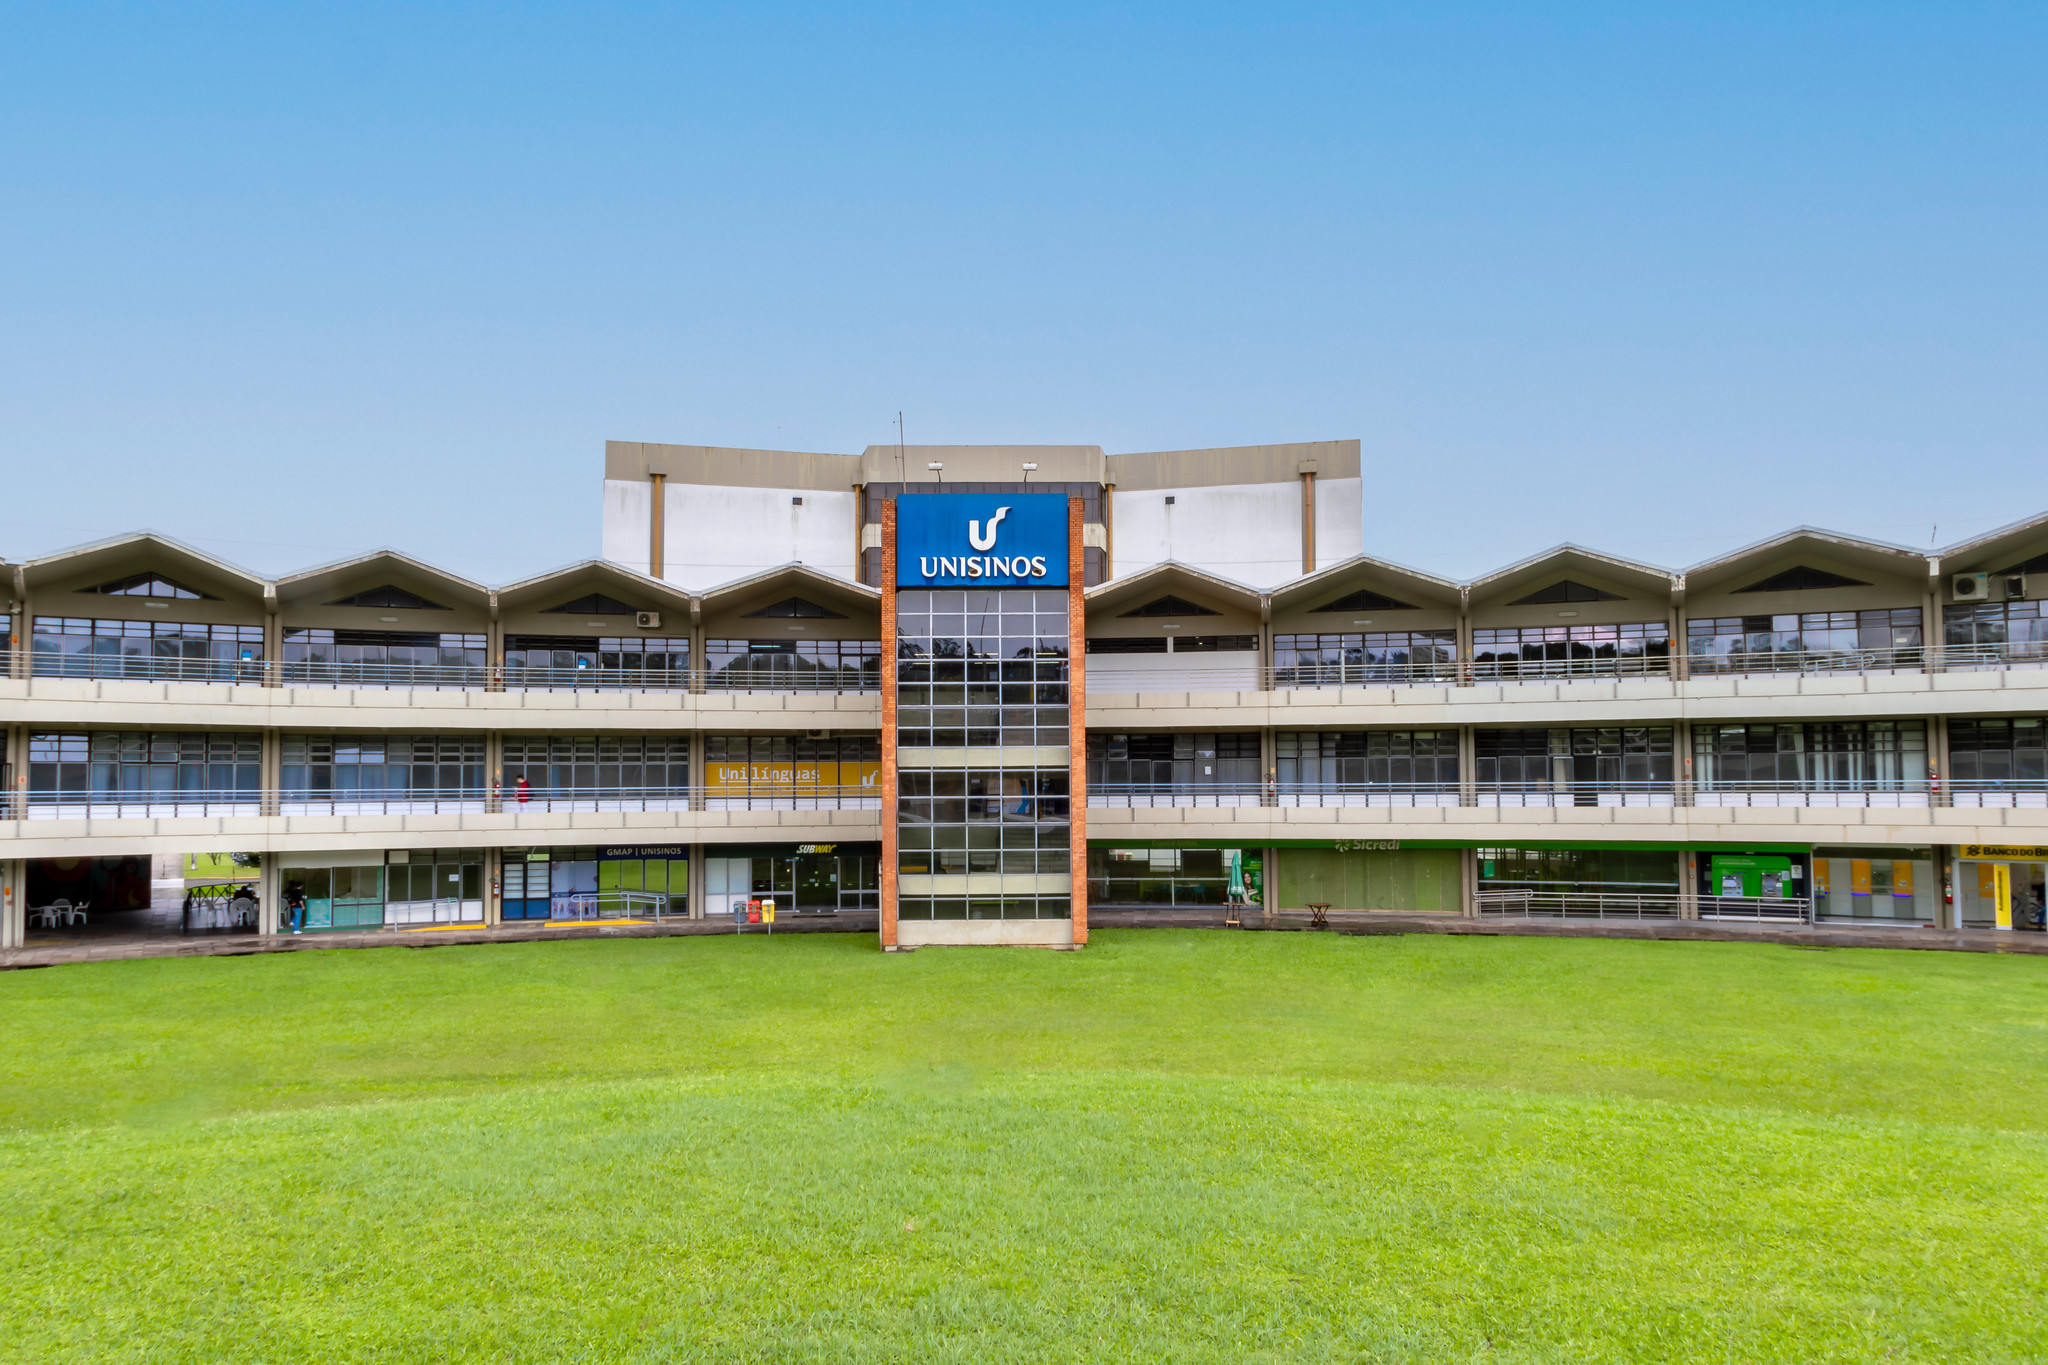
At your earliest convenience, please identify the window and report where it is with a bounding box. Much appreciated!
[1310,589,1415,612]
[27,731,260,807]
[541,593,641,615]
[503,635,689,687]
[324,585,450,610]
[1088,733,1260,790]
[1943,718,2045,788]
[281,735,485,803]
[1472,622,1669,677]
[1120,595,1220,617]
[1477,847,1680,894]
[742,597,845,619]
[1734,566,1869,593]
[1276,731,1459,791]
[1088,847,1262,908]
[896,588,1072,920]
[1272,631,1457,684]
[501,735,691,797]
[1506,580,1624,605]
[1476,728,1672,791]
[1945,601,2048,660]
[1688,609,1921,672]
[703,639,881,691]
[281,629,486,686]
[81,572,215,599]
[1692,722,1926,791]
[32,617,264,681]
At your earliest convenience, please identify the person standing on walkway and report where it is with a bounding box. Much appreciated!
[516,776,531,805]
[285,880,307,935]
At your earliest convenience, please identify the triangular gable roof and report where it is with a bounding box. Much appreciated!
[1683,527,1930,593]
[698,563,881,614]
[1466,544,1675,602]
[274,548,490,608]
[20,530,268,595]
[1935,510,2048,575]
[496,559,696,616]
[1268,554,1460,614]
[1083,560,1266,619]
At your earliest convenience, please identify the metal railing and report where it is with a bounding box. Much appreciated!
[1477,889,1813,923]
[547,891,677,921]
[6,652,881,695]
[12,784,883,820]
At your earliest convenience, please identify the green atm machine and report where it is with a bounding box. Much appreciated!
[1709,854,1796,899]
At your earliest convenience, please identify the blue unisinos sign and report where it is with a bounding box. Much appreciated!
[895,493,1069,587]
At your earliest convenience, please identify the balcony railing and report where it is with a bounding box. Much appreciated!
[13,784,884,820]
[1476,889,1813,923]
[6,652,882,695]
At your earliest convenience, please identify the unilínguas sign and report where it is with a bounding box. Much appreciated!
[896,493,1069,587]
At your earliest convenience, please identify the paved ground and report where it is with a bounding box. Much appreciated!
[5,907,2044,970]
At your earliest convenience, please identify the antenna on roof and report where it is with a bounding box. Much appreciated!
[896,412,905,485]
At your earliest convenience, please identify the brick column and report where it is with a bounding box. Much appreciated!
[1069,496,1089,947]
[879,498,900,950]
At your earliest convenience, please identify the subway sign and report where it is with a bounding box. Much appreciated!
[896,493,1069,587]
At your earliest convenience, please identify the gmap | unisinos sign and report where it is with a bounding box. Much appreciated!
[895,493,1069,587]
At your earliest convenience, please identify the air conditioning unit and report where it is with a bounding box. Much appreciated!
[2005,574,2029,600]
[805,729,830,740]
[635,611,661,629]
[1953,573,1990,601]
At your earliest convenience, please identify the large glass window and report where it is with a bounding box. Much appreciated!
[281,629,486,688]
[1087,846,1262,908]
[705,734,881,806]
[384,849,484,926]
[1272,631,1457,686]
[1692,721,1926,791]
[703,639,881,692]
[32,617,263,682]
[1688,609,1922,673]
[1945,601,2048,663]
[1472,622,1669,679]
[27,731,261,812]
[503,635,690,689]
[280,734,485,810]
[1275,730,1458,792]
[501,735,691,808]
[1941,717,2046,807]
[896,588,1072,920]
[1087,733,1259,792]
[1476,728,1673,800]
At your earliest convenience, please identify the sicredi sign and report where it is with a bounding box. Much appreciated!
[895,493,1069,587]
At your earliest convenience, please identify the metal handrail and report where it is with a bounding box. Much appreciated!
[4,652,883,695]
[12,783,884,819]
[1476,889,1813,923]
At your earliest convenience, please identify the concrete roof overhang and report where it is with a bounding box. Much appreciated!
[1683,527,1931,595]
[20,531,269,600]
[1268,554,1461,614]
[1083,560,1267,622]
[1467,544,1675,605]
[1936,511,2048,575]
[274,549,491,611]
[496,560,697,618]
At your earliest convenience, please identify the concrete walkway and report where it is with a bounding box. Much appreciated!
[5,907,2045,969]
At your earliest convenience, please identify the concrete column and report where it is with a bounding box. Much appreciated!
[261,727,281,818]
[1923,565,1942,673]
[689,727,706,814]
[1456,587,1473,686]
[486,590,504,693]
[1,858,25,949]
[258,853,282,936]
[1935,844,1955,929]
[483,846,501,927]
[1260,725,1276,808]
[879,498,901,950]
[1675,720,1691,807]
[6,722,24,822]
[1068,495,1089,948]
[1668,587,1687,681]
[649,472,667,580]
[1458,724,1476,807]
[689,842,705,919]
[1679,851,1700,920]
[1103,484,1116,582]
[485,730,503,815]
[1263,844,1280,926]
[1931,714,1949,808]
[11,564,30,680]
[262,585,282,688]
[1299,469,1317,575]
[1461,846,1479,918]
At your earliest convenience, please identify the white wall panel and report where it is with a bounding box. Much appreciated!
[602,480,859,588]
[1112,479,1362,588]
[601,479,652,576]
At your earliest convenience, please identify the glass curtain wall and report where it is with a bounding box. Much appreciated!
[896,588,1072,920]
[1948,717,2048,806]
[1688,609,1922,674]
[500,734,691,810]
[1692,722,1927,799]
[1275,730,1459,806]
[32,618,264,682]
[1945,601,2048,665]
[1086,733,1259,806]
[702,639,881,692]
[1475,728,1673,806]
[26,731,261,815]
[1471,623,1669,680]
[502,635,690,690]
[1272,631,1458,686]
[280,735,486,813]
[1087,847,1263,908]
[384,849,484,925]
[281,629,486,688]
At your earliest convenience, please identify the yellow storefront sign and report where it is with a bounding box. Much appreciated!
[1961,845,2048,860]
[1890,861,1913,897]
[1849,860,1872,895]
[708,762,880,794]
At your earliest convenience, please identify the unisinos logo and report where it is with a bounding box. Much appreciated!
[896,493,1069,588]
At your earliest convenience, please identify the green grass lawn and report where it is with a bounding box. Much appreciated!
[2,929,2045,1362]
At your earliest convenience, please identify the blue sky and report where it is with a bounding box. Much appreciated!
[3,3,2043,582]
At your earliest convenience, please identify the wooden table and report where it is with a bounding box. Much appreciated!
[1306,902,1331,928]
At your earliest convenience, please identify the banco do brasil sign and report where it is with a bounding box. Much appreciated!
[896,493,1069,588]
